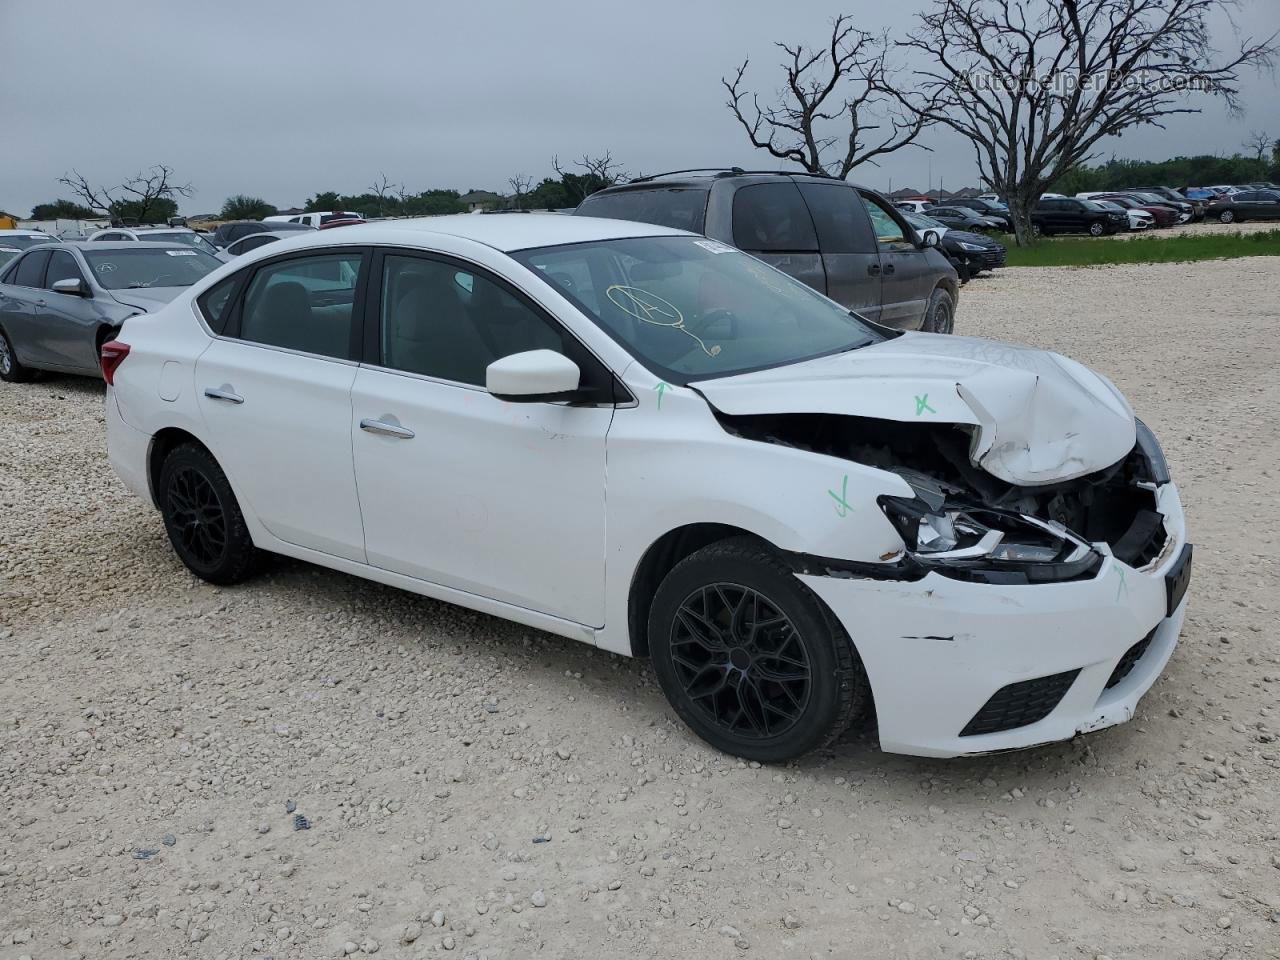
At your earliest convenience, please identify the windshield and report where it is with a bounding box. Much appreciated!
[904,212,946,230]
[141,231,221,256]
[0,233,59,250]
[512,235,884,383]
[83,248,223,290]
[1079,199,1107,212]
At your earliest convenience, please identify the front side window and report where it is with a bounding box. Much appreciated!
[511,235,883,384]
[379,254,566,386]
[14,250,50,287]
[238,253,362,359]
[44,250,85,289]
[860,194,910,247]
[83,248,222,290]
[798,182,876,254]
[731,183,819,252]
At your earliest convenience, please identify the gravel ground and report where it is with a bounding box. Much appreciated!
[2,257,1278,960]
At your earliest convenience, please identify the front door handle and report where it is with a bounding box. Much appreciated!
[204,387,244,404]
[867,263,881,275]
[360,418,415,440]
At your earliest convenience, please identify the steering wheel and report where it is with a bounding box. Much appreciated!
[692,307,738,339]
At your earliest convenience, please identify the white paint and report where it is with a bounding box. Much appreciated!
[105,214,1187,758]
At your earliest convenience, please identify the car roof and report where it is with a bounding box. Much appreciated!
[590,170,873,194]
[0,229,57,237]
[309,213,689,252]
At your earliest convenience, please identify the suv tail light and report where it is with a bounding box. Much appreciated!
[99,340,131,385]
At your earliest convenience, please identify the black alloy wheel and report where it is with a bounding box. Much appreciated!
[669,583,812,740]
[159,443,260,584]
[649,537,868,762]
[166,465,228,570]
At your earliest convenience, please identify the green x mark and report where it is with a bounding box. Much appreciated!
[1115,565,1127,601]
[915,393,937,416]
[828,474,853,517]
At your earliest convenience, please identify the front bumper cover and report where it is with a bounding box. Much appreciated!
[799,482,1188,758]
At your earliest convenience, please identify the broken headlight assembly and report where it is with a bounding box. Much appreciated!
[878,496,1101,584]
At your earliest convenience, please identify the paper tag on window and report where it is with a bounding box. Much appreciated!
[165,249,198,256]
[693,239,735,254]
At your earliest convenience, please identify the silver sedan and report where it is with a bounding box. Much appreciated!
[0,241,223,381]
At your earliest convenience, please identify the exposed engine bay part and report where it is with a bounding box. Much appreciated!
[717,411,1169,580]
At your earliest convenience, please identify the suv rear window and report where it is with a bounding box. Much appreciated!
[576,188,708,233]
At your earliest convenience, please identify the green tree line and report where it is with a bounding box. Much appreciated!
[1052,152,1280,195]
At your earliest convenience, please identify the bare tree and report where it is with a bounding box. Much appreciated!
[369,172,402,216]
[901,0,1277,245]
[507,174,533,210]
[1243,129,1273,161]
[58,164,193,223]
[553,152,630,203]
[723,16,934,179]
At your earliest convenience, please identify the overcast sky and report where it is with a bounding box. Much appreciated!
[3,0,1277,216]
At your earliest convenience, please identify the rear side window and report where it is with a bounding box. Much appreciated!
[14,250,50,287]
[798,182,876,254]
[576,188,708,233]
[731,183,818,252]
[197,274,240,334]
[237,253,363,359]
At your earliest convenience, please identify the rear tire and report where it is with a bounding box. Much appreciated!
[159,443,260,585]
[922,287,956,334]
[648,537,869,763]
[0,328,35,383]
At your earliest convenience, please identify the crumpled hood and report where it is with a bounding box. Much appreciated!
[107,286,186,312]
[692,332,1136,486]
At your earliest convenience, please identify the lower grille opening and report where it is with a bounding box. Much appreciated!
[1105,630,1155,689]
[960,669,1080,737]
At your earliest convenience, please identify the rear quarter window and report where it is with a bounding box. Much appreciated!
[197,274,240,334]
[576,188,709,233]
[731,182,819,252]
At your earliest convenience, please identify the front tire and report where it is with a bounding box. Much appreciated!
[648,538,869,763]
[1218,210,1235,224]
[0,328,35,383]
[922,287,956,334]
[159,443,260,585]
[1088,220,1106,236]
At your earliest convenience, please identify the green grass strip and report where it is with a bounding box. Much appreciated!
[1003,228,1280,267]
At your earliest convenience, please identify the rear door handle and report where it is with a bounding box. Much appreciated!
[203,387,244,404]
[360,418,415,439]
[883,263,896,276]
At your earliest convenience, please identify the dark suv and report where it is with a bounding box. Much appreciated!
[574,169,960,333]
[1031,198,1129,236]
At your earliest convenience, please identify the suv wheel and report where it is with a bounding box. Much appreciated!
[159,443,260,585]
[1218,209,1235,224]
[922,287,955,334]
[648,538,869,763]
[0,329,35,383]
[1088,220,1106,236]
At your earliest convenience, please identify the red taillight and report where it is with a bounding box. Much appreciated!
[99,340,130,385]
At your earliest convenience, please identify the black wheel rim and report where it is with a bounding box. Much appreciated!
[0,337,11,375]
[166,466,228,568]
[669,583,811,739]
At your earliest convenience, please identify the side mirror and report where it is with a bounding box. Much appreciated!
[920,230,940,248]
[51,278,90,297]
[486,349,581,402]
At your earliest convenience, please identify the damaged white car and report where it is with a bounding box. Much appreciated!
[103,215,1191,762]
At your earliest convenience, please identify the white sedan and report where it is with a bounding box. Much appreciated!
[103,216,1191,761]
